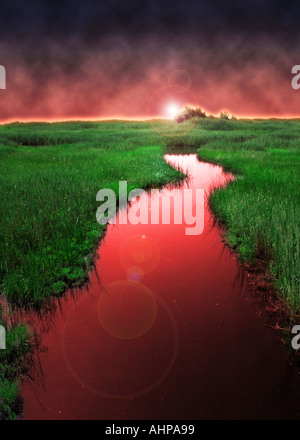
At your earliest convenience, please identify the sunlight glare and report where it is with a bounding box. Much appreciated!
[165,102,180,119]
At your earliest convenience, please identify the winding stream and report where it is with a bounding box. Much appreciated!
[21,154,300,420]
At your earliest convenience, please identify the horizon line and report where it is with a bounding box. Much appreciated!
[1,114,300,125]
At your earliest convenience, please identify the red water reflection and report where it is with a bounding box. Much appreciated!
[21,154,300,420]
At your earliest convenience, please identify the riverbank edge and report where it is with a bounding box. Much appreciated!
[196,149,300,364]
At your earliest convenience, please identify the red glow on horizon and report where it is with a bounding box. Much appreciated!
[1,112,300,126]
[1,63,300,123]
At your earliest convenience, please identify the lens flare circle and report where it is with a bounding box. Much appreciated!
[119,234,160,275]
[127,265,144,283]
[62,292,179,399]
[97,281,157,340]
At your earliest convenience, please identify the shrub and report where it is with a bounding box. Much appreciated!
[175,106,206,123]
[219,111,231,120]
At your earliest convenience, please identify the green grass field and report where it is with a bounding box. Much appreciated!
[198,133,299,311]
[0,121,183,306]
[0,117,299,418]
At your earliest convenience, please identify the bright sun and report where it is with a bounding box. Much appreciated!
[165,102,180,119]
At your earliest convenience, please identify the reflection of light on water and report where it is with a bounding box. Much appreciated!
[97,281,157,340]
[62,232,175,398]
[23,154,255,419]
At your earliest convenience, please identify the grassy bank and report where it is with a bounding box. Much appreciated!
[0,305,32,419]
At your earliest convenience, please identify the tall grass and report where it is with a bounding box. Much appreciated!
[0,303,32,419]
[0,121,182,306]
[192,119,300,311]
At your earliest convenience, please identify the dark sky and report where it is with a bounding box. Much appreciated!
[0,0,299,121]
